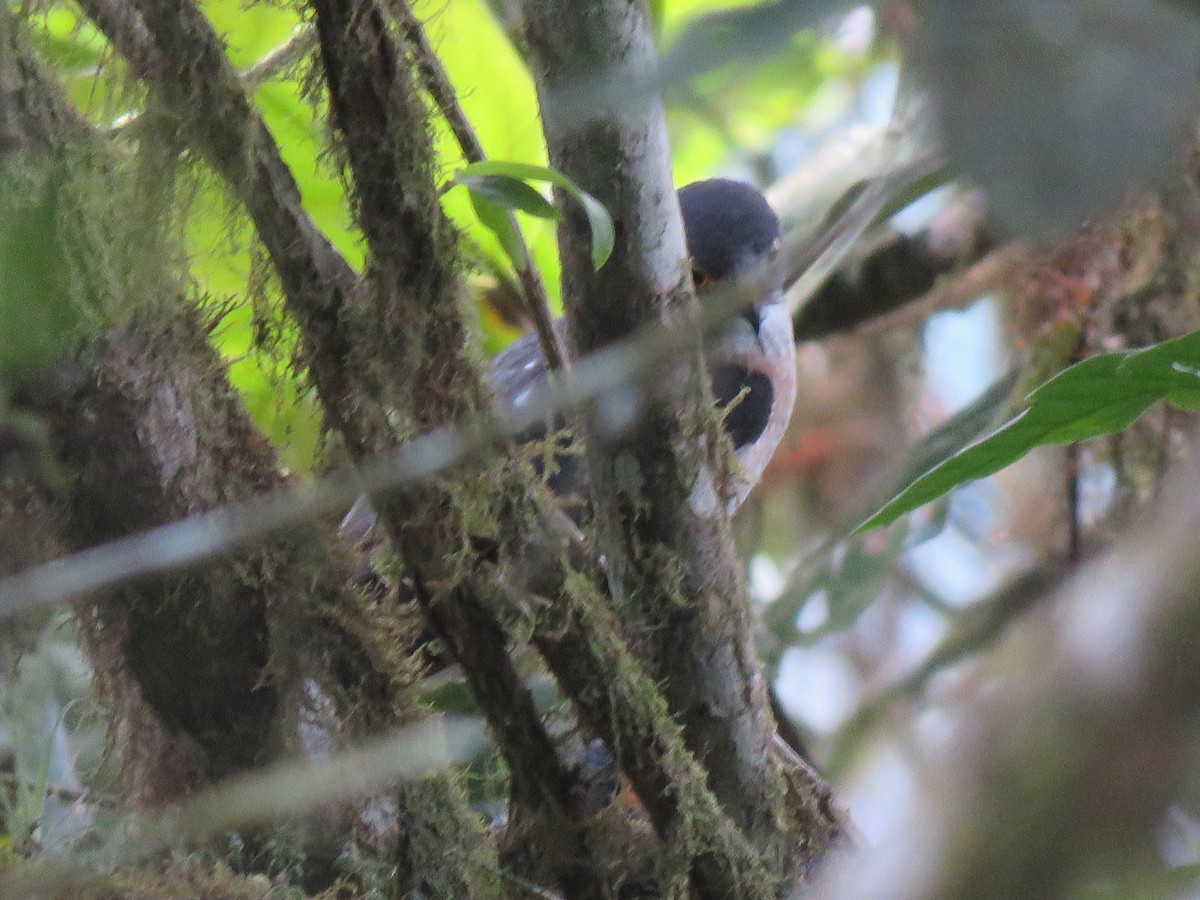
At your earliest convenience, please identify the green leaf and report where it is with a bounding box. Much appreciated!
[467,191,523,268]
[457,174,557,220]
[859,330,1200,532]
[27,8,107,71]
[648,0,666,42]
[454,160,615,270]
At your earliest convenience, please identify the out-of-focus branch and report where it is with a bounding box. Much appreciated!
[823,565,1064,776]
[793,191,993,341]
[0,242,845,622]
[815,443,1200,900]
[76,0,161,77]
[242,26,316,90]
[0,716,486,896]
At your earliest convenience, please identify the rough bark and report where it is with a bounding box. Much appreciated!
[77,0,363,443]
[307,0,607,894]
[522,0,836,878]
[51,315,413,789]
[23,0,847,892]
[6,10,491,895]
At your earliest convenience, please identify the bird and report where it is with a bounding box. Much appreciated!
[340,176,795,540]
[337,178,804,814]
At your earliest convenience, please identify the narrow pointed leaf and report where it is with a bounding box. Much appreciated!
[467,191,523,267]
[859,329,1200,532]
[457,174,558,220]
[455,160,615,270]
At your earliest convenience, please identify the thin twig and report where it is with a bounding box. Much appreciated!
[823,566,1064,776]
[1065,441,1081,563]
[241,25,317,91]
[393,1,568,373]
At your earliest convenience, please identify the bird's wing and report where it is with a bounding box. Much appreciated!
[489,325,588,512]
[487,325,559,407]
[338,328,562,544]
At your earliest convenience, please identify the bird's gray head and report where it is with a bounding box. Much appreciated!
[678,177,784,318]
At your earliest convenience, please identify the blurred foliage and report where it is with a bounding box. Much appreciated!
[10,0,1200,884]
[863,329,1200,531]
[0,172,79,377]
[0,619,110,854]
[918,0,1200,237]
[1,0,859,844]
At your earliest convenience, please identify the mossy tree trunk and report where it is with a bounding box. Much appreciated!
[0,1,844,897]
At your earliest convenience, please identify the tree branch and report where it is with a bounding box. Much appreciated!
[60,1,500,891]
[793,191,993,341]
[78,0,363,442]
[522,0,833,875]
[306,1,609,893]
[393,2,567,373]
[823,565,1064,776]
[502,510,823,900]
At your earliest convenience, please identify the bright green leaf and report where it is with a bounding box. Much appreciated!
[456,174,558,220]
[28,8,107,71]
[648,0,666,42]
[455,160,615,270]
[859,330,1200,532]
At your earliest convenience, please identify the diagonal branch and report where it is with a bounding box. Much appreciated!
[306,1,608,894]
[0,238,848,620]
[87,0,589,883]
[77,0,363,442]
[504,510,820,900]
[393,2,568,373]
[793,191,993,341]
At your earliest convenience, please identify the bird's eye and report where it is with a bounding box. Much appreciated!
[692,267,712,291]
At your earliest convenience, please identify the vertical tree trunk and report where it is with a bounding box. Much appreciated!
[522,0,839,878]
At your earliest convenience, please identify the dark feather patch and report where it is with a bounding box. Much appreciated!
[710,365,774,451]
